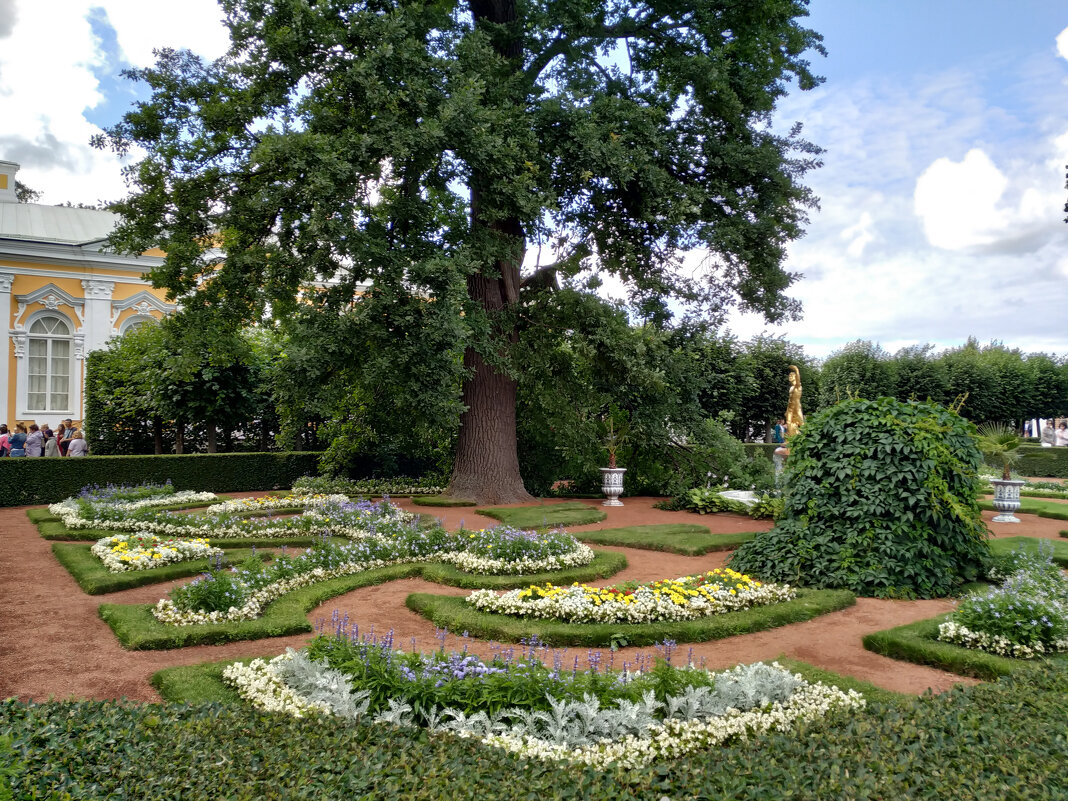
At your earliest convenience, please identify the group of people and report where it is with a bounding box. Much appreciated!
[0,419,88,458]
[1041,421,1068,447]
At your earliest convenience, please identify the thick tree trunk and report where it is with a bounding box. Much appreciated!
[206,422,217,453]
[153,416,164,455]
[445,0,533,504]
[449,348,532,503]
[175,420,185,455]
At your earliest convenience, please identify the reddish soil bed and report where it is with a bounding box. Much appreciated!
[2,493,1062,704]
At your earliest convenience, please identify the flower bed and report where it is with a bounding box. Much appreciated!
[467,568,795,624]
[154,527,594,626]
[937,543,1068,659]
[222,634,863,769]
[90,534,223,573]
[50,489,219,529]
[50,490,415,541]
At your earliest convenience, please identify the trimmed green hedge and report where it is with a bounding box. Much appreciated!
[5,663,1068,800]
[863,615,1068,680]
[1016,444,1068,478]
[0,452,319,508]
[406,588,856,647]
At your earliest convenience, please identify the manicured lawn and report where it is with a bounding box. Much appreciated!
[475,501,606,528]
[576,524,757,555]
[406,588,856,647]
[979,496,1068,520]
[987,536,1068,566]
[410,495,477,507]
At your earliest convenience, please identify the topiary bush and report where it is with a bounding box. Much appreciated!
[730,397,990,598]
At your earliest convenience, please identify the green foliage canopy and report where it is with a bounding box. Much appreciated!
[95,0,826,499]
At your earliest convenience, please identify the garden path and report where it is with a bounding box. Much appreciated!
[1,492,1062,704]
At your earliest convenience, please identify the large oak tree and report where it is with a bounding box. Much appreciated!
[98,0,824,503]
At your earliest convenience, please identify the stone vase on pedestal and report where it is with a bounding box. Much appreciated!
[600,467,626,506]
[990,478,1025,523]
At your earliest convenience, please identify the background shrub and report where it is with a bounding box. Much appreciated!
[730,397,990,598]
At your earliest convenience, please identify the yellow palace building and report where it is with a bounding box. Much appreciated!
[1,160,174,430]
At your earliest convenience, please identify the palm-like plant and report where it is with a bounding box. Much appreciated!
[975,423,1023,481]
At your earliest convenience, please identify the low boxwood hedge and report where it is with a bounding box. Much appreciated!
[99,550,627,649]
[862,615,1068,680]
[51,543,268,595]
[0,452,319,508]
[406,588,856,647]
[5,663,1068,800]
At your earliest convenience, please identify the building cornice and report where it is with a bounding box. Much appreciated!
[0,237,165,273]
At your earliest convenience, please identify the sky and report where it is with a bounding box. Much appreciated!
[1,1,1066,360]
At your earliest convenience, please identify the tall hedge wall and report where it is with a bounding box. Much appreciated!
[1015,445,1068,479]
[0,452,320,507]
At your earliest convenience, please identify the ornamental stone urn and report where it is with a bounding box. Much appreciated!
[600,467,626,506]
[989,478,1025,523]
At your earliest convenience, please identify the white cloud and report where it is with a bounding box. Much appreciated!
[840,211,875,257]
[914,148,1012,250]
[1057,26,1068,62]
[0,1,229,206]
[97,0,229,68]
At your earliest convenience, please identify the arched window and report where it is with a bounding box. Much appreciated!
[27,314,72,412]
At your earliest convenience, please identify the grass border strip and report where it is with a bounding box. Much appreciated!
[50,543,268,595]
[32,515,347,547]
[405,588,855,648]
[98,550,627,650]
[862,615,1068,680]
[475,501,607,529]
[576,525,756,555]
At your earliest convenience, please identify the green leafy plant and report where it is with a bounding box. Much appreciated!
[730,397,991,598]
[974,423,1024,481]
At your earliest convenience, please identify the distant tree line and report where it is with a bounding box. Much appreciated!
[85,294,1068,495]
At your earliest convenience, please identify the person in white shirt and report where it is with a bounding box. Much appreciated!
[1056,422,1068,447]
[65,430,89,457]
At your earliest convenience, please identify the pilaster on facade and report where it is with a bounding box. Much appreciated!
[0,270,13,423]
[81,279,116,353]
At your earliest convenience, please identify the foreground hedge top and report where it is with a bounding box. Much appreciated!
[731,397,989,598]
[2,663,1066,800]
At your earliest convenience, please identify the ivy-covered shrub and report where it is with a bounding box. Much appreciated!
[730,398,990,598]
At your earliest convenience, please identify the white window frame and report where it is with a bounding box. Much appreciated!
[15,310,82,419]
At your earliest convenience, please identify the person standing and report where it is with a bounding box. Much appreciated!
[771,418,786,444]
[65,431,89,457]
[43,429,60,457]
[24,424,43,457]
[58,420,76,456]
[1041,423,1056,447]
[1056,422,1068,447]
[0,424,9,457]
[8,424,27,457]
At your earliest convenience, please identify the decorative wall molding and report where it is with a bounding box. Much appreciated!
[81,279,116,299]
[0,271,13,293]
[109,289,175,332]
[13,283,85,330]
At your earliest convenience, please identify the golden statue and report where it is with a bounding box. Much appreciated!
[785,365,804,439]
